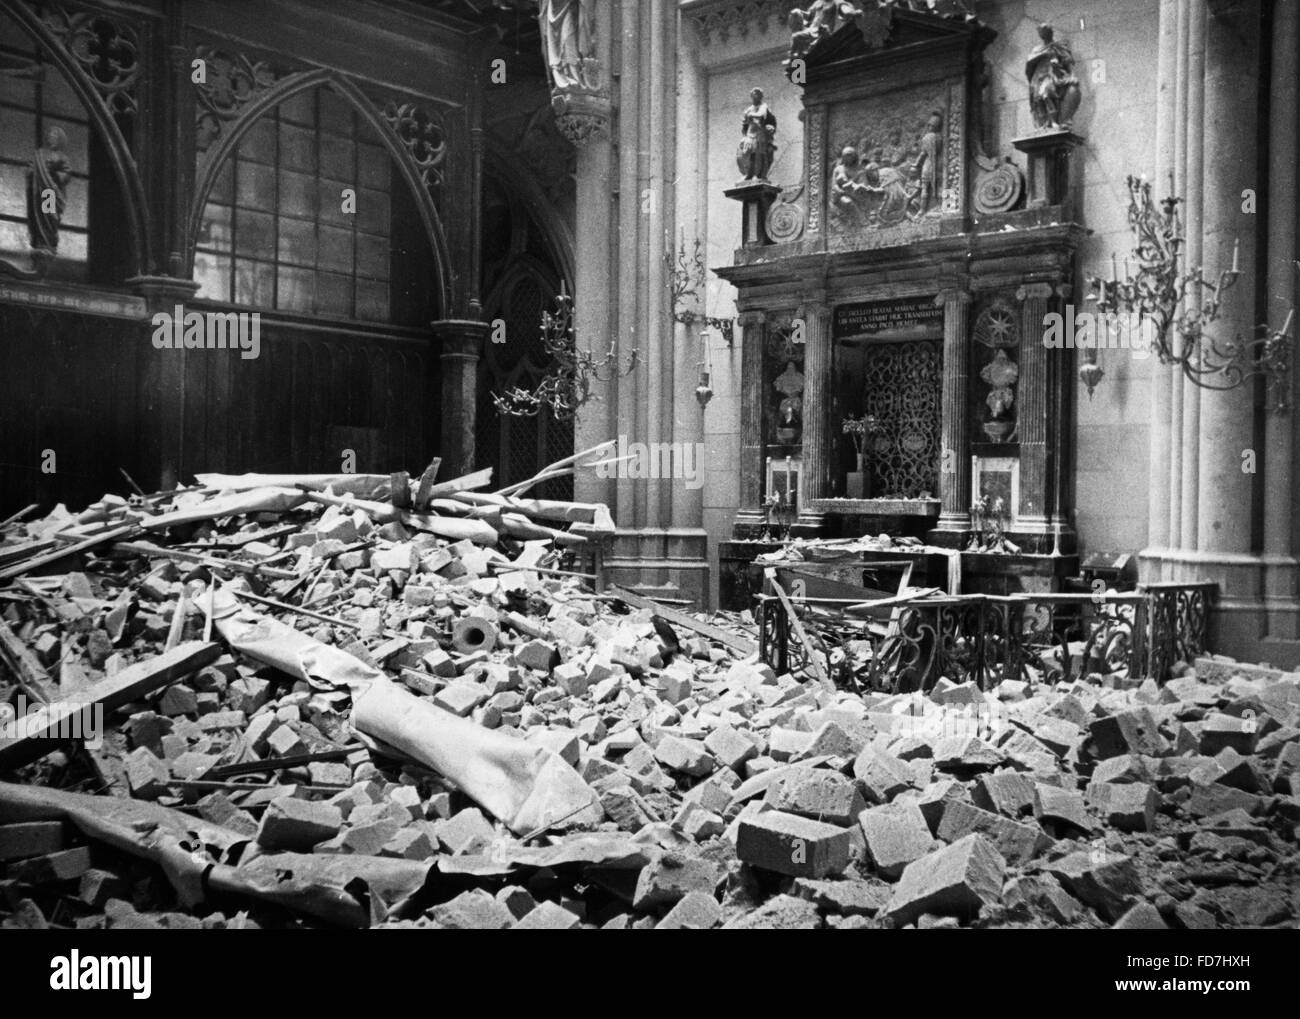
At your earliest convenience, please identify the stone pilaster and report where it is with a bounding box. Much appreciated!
[798,301,831,523]
[1016,282,1053,530]
[737,309,766,516]
[432,320,488,478]
[935,288,971,532]
[1263,0,1300,636]
[131,275,201,492]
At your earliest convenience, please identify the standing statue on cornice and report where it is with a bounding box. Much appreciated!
[1025,23,1082,130]
[736,88,777,181]
[540,0,598,92]
[788,0,864,62]
[27,126,71,261]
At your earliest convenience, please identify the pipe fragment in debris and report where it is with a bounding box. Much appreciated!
[351,677,602,836]
[205,590,600,836]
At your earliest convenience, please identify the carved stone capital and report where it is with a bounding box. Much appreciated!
[737,310,767,329]
[1015,282,1054,302]
[432,319,488,361]
[934,288,973,307]
[551,87,611,146]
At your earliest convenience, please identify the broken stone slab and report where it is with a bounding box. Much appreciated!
[1198,713,1259,756]
[766,766,866,826]
[736,810,852,879]
[631,852,724,911]
[720,893,822,929]
[884,834,1006,927]
[427,889,514,929]
[704,725,758,773]
[655,890,722,929]
[256,797,343,852]
[1043,849,1142,922]
[653,734,716,778]
[858,800,936,880]
[971,771,1036,818]
[931,736,1004,772]
[1085,781,1159,832]
[790,876,891,917]
[1032,784,1094,836]
[513,900,583,929]
[1089,707,1170,760]
[934,799,1052,866]
[853,746,917,804]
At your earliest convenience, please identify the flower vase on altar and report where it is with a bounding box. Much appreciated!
[842,414,879,500]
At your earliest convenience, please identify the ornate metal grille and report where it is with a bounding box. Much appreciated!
[863,339,942,497]
[758,583,1218,692]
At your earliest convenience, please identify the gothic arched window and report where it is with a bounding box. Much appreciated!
[193,86,431,324]
[0,9,90,279]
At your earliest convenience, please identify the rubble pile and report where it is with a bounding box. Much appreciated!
[1,466,1298,928]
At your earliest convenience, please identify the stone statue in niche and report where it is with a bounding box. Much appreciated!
[788,0,864,62]
[774,361,805,444]
[736,88,777,181]
[1026,24,1081,130]
[980,348,1019,442]
[540,0,598,92]
[27,126,71,261]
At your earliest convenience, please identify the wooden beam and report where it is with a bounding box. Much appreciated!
[413,457,442,511]
[765,569,830,684]
[0,617,56,705]
[0,524,138,582]
[608,585,758,657]
[0,641,220,768]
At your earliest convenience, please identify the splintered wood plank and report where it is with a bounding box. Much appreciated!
[0,642,220,768]
[609,585,758,657]
[413,458,442,511]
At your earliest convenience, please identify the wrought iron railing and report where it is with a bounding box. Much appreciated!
[757,582,1216,692]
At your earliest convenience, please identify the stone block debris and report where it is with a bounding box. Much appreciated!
[0,465,1297,929]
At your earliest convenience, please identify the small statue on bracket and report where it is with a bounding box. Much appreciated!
[736,88,777,181]
[1025,23,1082,130]
[27,126,71,269]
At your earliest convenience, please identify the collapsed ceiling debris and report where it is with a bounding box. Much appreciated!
[0,455,1298,929]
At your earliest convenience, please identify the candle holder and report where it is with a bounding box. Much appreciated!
[493,285,640,420]
[1086,175,1295,411]
[666,235,735,345]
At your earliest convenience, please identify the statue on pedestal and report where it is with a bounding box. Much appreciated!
[539,0,609,145]
[540,0,597,91]
[1025,24,1081,130]
[736,88,777,181]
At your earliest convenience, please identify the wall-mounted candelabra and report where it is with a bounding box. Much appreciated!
[667,235,735,346]
[1086,175,1294,411]
[493,283,640,421]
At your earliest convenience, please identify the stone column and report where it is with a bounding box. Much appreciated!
[572,1,617,510]
[935,288,972,532]
[1016,282,1053,531]
[1145,0,1180,553]
[1264,0,1299,636]
[798,301,832,523]
[1194,3,1257,557]
[737,310,766,518]
[432,320,488,477]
